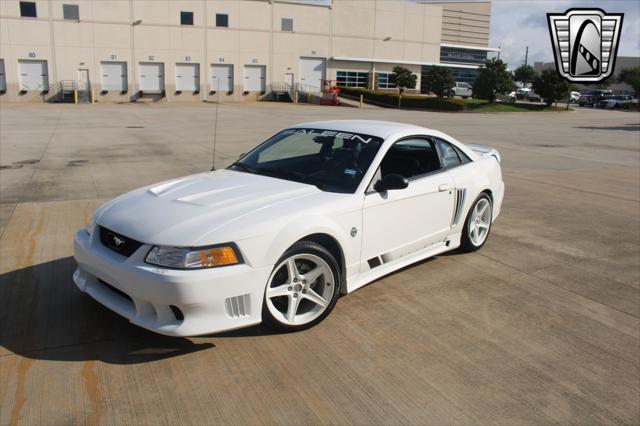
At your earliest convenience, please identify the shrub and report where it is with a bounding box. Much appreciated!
[338,87,465,111]
[532,69,570,106]
[473,58,513,102]
[423,67,455,98]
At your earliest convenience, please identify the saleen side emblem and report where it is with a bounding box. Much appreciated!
[547,8,623,82]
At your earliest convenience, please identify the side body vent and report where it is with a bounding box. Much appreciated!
[452,188,467,227]
[225,294,251,318]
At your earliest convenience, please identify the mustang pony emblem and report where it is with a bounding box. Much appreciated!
[109,234,125,247]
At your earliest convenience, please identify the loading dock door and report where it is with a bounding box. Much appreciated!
[211,64,233,92]
[243,65,265,92]
[175,63,200,91]
[18,59,49,91]
[138,62,164,92]
[0,59,6,91]
[299,57,325,90]
[101,61,127,91]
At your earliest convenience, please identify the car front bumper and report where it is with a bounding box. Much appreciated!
[73,229,272,336]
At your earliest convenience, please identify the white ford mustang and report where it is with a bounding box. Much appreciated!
[74,120,504,336]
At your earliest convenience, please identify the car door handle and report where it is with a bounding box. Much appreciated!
[438,183,452,192]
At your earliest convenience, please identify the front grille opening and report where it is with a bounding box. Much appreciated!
[170,305,184,321]
[99,226,143,257]
[98,279,133,303]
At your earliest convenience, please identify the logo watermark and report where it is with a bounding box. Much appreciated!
[547,8,623,82]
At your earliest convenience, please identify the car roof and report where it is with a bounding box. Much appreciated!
[289,120,430,139]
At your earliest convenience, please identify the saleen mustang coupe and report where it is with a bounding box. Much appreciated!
[74,120,504,336]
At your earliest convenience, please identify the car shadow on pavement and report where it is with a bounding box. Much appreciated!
[574,123,640,132]
[0,257,214,364]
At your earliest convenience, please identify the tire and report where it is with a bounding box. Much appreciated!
[460,193,493,252]
[262,241,341,331]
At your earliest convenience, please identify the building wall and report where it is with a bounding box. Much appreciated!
[0,0,493,103]
[427,1,491,47]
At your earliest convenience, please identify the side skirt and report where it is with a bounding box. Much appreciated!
[346,233,461,293]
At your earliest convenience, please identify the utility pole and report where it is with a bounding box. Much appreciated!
[524,46,528,67]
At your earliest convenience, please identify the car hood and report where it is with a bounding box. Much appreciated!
[96,170,321,247]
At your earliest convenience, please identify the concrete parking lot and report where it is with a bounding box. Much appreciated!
[1,102,639,425]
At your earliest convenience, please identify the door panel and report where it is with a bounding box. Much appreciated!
[138,62,164,92]
[175,63,200,91]
[299,57,325,90]
[244,65,265,92]
[211,64,233,92]
[361,172,455,272]
[18,60,48,91]
[101,62,127,91]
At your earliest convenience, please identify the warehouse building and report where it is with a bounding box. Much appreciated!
[0,0,498,103]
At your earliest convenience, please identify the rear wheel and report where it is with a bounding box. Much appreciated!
[460,193,493,252]
[263,241,341,331]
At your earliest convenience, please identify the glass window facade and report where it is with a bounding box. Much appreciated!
[337,71,369,88]
[420,66,479,93]
[440,47,487,66]
[377,73,397,89]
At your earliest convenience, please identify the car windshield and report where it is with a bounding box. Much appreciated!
[229,128,384,193]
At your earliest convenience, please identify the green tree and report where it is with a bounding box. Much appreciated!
[423,67,455,98]
[532,69,570,107]
[392,66,417,94]
[513,64,537,88]
[617,67,640,96]
[472,58,513,102]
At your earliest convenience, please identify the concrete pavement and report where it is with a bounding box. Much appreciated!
[0,102,639,425]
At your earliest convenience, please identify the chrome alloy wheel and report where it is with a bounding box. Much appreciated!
[469,198,492,246]
[265,254,335,326]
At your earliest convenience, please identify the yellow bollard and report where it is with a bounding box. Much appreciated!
[91,90,95,104]
[73,90,78,104]
[360,94,363,109]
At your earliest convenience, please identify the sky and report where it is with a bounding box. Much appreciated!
[488,0,640,69]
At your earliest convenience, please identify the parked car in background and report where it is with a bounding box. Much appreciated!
[570,91,581,103]
[578,90,613,107]
[449,82,473,99]
[598,95,635,109]
[507,88,541,103]
[526,91,542,102]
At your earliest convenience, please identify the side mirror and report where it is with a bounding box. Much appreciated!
[374,173,409,192]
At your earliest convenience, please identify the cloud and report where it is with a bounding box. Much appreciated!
[489,0,640,69]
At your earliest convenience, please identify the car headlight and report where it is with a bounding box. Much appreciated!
[85,215,96,236]
[145,244,241,269]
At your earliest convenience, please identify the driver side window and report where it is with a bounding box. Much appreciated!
[379,138,442,180]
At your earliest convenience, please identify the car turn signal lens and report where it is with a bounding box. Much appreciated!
[198,247,238,267]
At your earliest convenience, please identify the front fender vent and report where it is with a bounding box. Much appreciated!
[452,188,467,227]
[225,294,251,318]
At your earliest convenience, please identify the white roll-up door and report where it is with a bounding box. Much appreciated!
[0,59,6,92]
[138,62,164,92]
[18,60,49,91]
[101,61,127,91]
[243,65,265,92]
[299,57,326,90]
[211,64,233,92]
[175,63,200,91]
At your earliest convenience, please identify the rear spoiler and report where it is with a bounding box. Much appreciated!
[466,144,501,163]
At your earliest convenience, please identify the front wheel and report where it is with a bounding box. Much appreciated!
[263,241,341,331]
[460,194,493,252]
